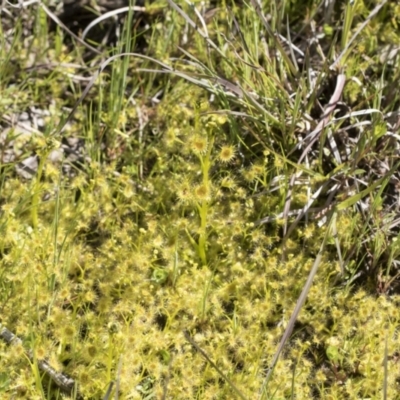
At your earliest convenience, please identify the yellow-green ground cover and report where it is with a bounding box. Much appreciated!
[1,0,400,399]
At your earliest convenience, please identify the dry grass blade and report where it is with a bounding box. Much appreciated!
[175,46,247,97]
[102,381,114,400]
[259,215,334,399]
[284,20,299,72]
[136,66,250,103]
[39,1,102,55]
[81,5,146,40]
[183,331,248,400]
[183,0,209,37]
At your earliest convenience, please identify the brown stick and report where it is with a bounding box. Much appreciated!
[0,324,79,397]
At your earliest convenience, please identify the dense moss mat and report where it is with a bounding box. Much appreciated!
[2,131,400,399]
[1,0,400,398]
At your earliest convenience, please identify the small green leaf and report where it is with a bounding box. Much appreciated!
[326,345,340,362]
[323,24,334,37]
[151,268,169,284]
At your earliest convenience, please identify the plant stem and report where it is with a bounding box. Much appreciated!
[197,135,214,265]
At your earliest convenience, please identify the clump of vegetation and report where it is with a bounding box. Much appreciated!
[1,0,400,399]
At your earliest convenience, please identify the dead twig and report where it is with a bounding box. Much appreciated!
[0,324,80,397]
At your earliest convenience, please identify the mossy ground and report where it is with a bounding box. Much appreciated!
[1,0,400,399]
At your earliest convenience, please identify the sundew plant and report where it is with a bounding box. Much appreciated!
[1,0,400,399]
